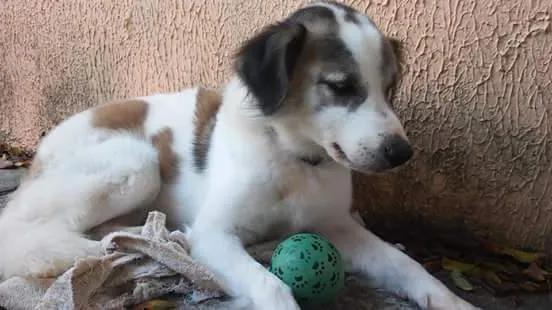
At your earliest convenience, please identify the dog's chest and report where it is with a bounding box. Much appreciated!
[232,162,352,245]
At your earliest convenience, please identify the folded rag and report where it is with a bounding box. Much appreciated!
[0,211,231,310]
[0,211,416,310]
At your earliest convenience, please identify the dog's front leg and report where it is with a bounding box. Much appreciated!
[188,177,299,310]
[189,230,299,310]
[314,216,480,310]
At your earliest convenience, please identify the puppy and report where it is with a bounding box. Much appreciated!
[0,1,479,309]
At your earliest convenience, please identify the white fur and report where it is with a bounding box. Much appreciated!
[0,2,479,310]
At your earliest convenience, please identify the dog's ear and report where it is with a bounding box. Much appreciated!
[235,21,307,116]
[386,37,404,71]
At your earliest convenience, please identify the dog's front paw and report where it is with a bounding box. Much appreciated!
[407,280,481,310]
[425,292,481,310]
[250,279,299,310]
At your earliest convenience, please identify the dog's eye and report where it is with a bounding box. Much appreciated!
[319,79,355,96]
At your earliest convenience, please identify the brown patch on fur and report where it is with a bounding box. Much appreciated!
[286,6,339,98]
[381,36,405,99]
[92,100,149,132]
[192,88,222,172]
[387,37,404,71]
[287,44,314,97]
[151,127,179,183]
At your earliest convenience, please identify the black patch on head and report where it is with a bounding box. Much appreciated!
[234,21,308,116]
[312,36,367,112]
[317,0,360,24]
[290,5,336,23]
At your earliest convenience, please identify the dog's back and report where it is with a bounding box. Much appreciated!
[0,87,219,278]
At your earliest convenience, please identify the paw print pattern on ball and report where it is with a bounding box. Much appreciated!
[270,233,345,307]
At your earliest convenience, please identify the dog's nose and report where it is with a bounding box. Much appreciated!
[382,135,413,168]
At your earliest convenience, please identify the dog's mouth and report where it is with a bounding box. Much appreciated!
[330,142,348,161]
[325,142,351,166]
[325,142,391,173]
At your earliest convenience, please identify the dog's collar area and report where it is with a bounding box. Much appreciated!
[264,125,331,167]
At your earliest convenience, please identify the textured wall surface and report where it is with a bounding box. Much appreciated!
[0,1,550,251]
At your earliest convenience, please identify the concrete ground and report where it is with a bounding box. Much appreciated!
[1,168,551,309]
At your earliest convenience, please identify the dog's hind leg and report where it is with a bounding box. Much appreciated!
[0,136,162,278]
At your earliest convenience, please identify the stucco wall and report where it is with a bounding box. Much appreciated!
[1,1,551,252]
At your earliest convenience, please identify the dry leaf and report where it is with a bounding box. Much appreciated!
[523,262,549,281]
[0,159,14,169]
[479,261,519,276]
[466,268,503,285]
[14,161,31,168]
[422,259,442,272]
[441,257,504,288]
[518,281,540,292]
[486,243,545,263]
[132,299,176,310]
[442,257,475,273]
[480,269,503,284]
[450,270,474,291]
[8,146,22,154]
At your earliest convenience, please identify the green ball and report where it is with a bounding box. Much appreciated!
[269,233,345,306]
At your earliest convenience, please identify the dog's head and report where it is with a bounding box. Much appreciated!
[234,1,412,173]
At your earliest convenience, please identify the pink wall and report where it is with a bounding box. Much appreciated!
[1,0,551,252]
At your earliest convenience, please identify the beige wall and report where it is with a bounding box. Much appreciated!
[1,1,551,252]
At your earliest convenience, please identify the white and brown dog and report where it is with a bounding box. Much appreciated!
[0,1,479,309]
